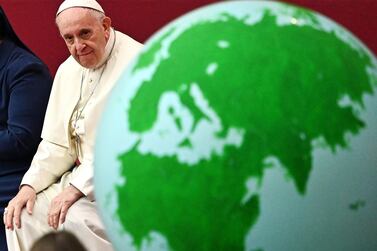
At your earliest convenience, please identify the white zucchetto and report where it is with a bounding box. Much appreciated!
[56,0,105,16]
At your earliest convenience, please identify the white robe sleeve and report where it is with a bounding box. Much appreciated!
[21,140,75,193]
[69,161,94,201]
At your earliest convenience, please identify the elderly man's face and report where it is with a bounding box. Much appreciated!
[56,8,111,68]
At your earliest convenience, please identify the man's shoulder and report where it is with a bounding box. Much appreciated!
[115,30,143,51]
[56,56,81,76]
[111,31,143,68]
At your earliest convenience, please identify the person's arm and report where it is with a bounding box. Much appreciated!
[20,139,76,193]
[45,157,94,229]
[5,139,76,230]
[69,161,94,201]
[0,59,51,159]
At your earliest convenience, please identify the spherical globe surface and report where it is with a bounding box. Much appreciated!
[95,1,377,250]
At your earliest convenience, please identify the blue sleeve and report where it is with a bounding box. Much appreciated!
[0,59,52,159]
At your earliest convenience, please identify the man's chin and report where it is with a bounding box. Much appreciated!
[75,58,97,69]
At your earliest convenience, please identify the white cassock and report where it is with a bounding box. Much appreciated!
[6,29,143,251]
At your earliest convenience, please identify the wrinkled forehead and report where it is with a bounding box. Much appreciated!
[56,7,99,31]
[56,7,95,26]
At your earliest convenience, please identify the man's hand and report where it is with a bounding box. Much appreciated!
[3,185,36,230]
[48,185,84,229]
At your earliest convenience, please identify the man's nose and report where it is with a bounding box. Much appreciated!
[74,39,86,51]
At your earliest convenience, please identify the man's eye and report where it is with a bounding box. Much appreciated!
[65,37,74,44]
[81,31,91,39]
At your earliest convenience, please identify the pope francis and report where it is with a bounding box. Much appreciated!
[3,0,142,250]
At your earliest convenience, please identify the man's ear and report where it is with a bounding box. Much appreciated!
[102,16,112,39]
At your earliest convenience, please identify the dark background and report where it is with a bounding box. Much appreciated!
[1,0,376,75]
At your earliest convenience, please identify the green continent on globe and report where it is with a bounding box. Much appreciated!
[116,9,376,251]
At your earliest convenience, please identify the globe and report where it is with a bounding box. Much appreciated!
[95,1,377,250]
